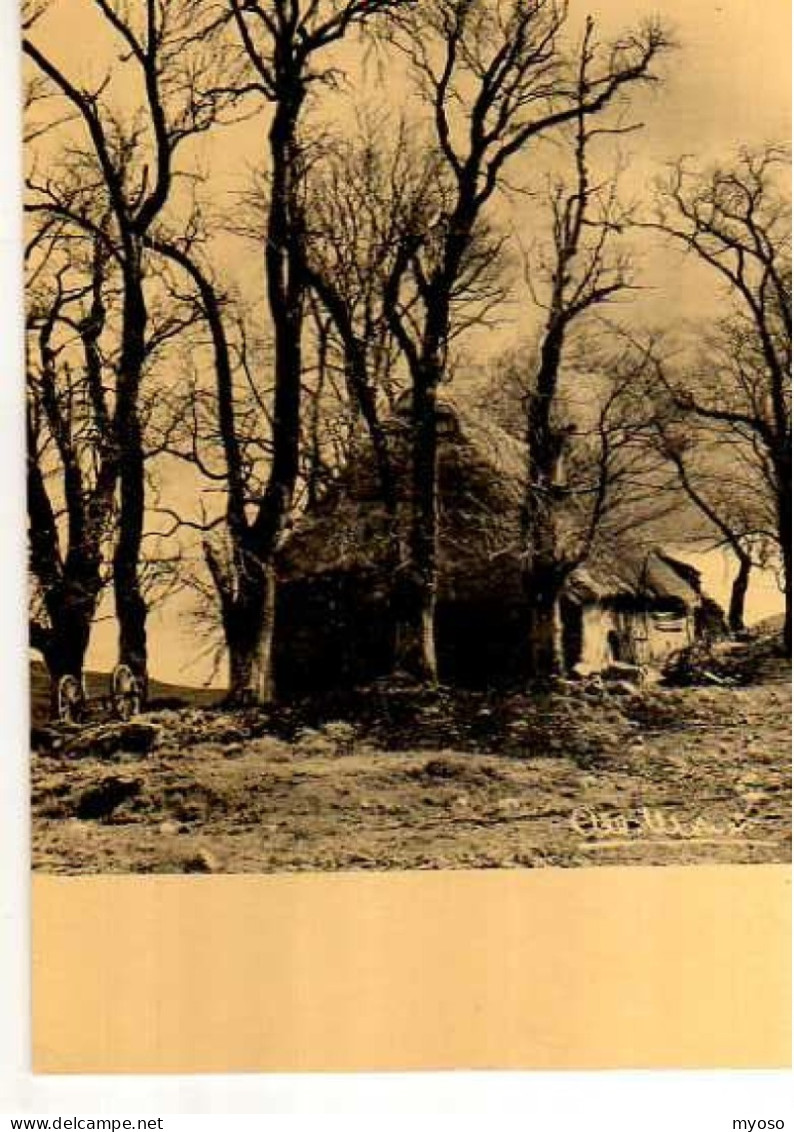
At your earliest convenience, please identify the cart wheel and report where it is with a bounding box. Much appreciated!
[111,664,141,721]
[57,674,85,725]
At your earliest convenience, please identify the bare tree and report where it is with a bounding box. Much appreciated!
[26,198,209,710]
[148,208,383,698]
[291,114,462,630]
[300,295,359,505]
[143,221,269,698]
[299,117,427,516]
[481,328,678,674]
[150,120,432,696]
[519,37,651,675]
[651,398,775,633]
[26,224,120,710]
[210,0,406,702]
[384,0,670,681]
[24,0,246,694]
[648,146,792,646]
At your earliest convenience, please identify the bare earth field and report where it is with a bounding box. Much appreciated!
[31,657,791,874]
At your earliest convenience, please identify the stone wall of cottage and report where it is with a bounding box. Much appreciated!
[578,604,695,671]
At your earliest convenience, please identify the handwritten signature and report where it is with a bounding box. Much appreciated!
[570,804,769,847]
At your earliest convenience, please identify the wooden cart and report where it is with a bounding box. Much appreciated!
[56,664,143,725]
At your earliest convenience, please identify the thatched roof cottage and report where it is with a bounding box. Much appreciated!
[274,398,711,693]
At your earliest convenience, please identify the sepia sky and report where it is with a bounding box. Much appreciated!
[25,0,791,685]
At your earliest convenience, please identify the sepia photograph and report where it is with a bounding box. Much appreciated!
[23,0,790,879]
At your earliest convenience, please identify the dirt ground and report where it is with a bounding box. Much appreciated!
[31,657,791,873]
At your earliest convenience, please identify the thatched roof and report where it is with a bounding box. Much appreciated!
[568,549,701,609]
[280,397,702,610]
[280,394,527,602]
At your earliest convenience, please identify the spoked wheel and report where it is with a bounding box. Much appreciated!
[111,664,142,721]
[57,674,85,725]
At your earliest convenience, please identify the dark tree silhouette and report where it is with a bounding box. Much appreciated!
[24,0,246,695]
[651,401,775,634]
[649,146,792,647]
[209,0,407,702]
[26,226,120,710]
[383,0,671,681]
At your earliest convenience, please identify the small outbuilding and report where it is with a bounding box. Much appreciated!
[274,398,712,694]
[560,551,705,676]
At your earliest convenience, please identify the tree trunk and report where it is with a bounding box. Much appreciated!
[394,373,439,684]
[523,324,568,679]
[224,559,277,705]
[777,450,792,652]
[728,551,752,634]
[114,415,148,696]
[228,91,304,705]
[114,264,149,696]
[526,573,565,679]
[393,572,438,683]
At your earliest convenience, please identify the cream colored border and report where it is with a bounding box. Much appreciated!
[33,865,791,1074]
